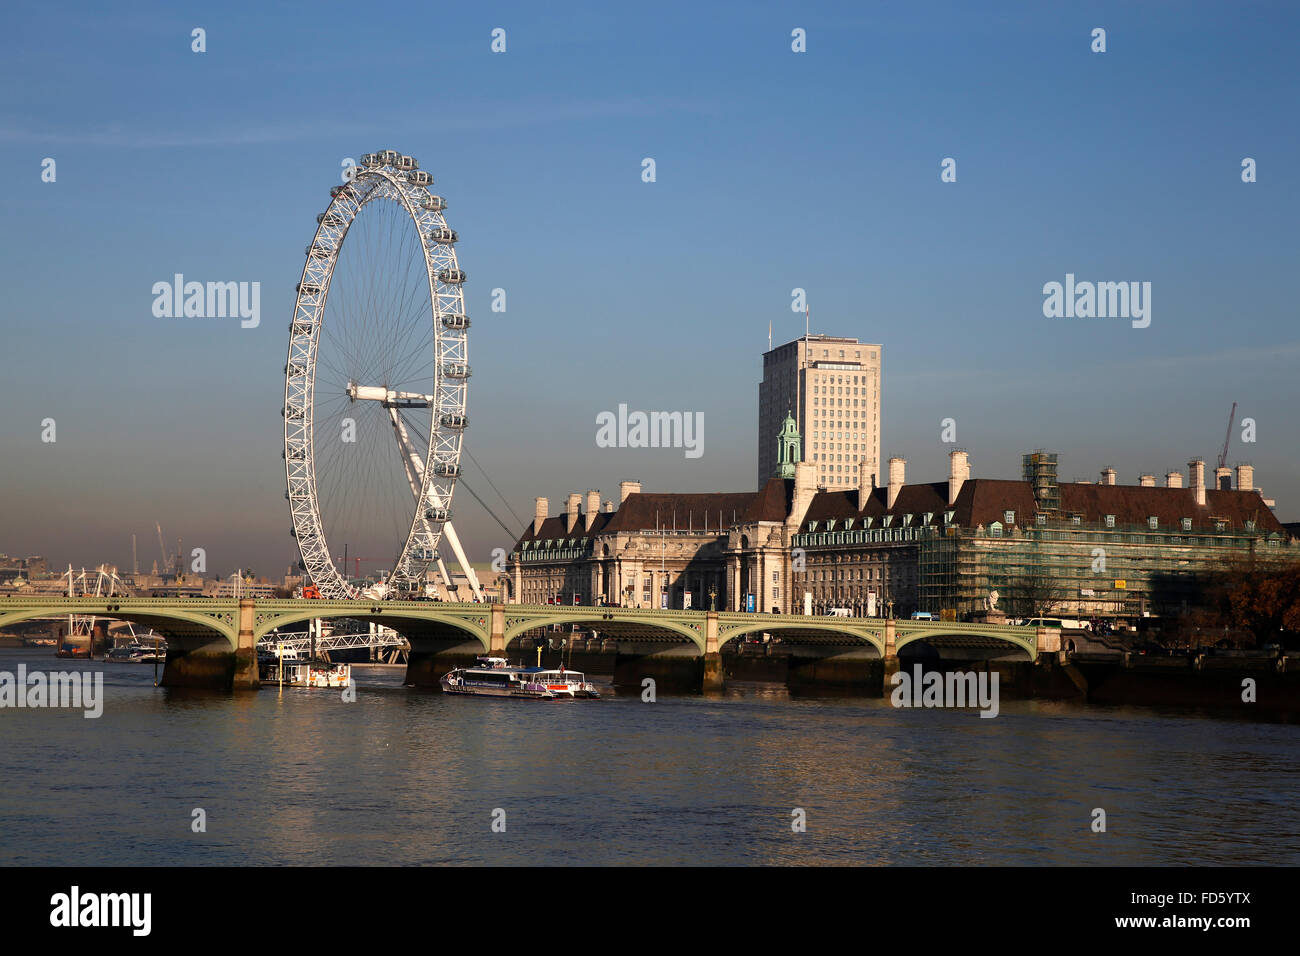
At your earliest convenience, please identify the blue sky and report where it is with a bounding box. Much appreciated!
[1,1,1297,577]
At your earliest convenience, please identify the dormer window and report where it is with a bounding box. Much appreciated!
[902,514,913,526]
[844,518,855,530]
[807,521,818,533]
[1071,514,1082,525]
[882,515,894,527]
[1181,517,1192,531]
[1147,516,1158,530]
[827,519,837,531]
[923,512,934,525]
[1104,515,1116,528]
[990,521,1003,538]
[943,511,955,524]
[864,516,874,528]
[1036,514,1046,526]
[1004,510,1015,525]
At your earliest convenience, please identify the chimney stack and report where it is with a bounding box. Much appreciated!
[619,480,641,504]
[1100,468,1116,486]
[857,457,874,511]
[585,490,600,530]
[565,493,581,533]
[1189,459,1206,507]
[887,457,906,510]
[1139,474,1156,487]
[603,499,614,513]
[1236,464,1254,492]
[948,450,970,506]
[1214,466,1231,490]
[533,497,548,534]
[1164,471,1183,489]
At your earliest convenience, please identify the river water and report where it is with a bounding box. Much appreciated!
[0,648,1296,866]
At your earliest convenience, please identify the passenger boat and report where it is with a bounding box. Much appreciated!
[258,649,351,688]
[440,657,600,700]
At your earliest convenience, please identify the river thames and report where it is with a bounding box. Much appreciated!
[0,648,1296,866]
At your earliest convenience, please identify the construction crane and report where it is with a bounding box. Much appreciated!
[1217,402,1238,472]
[156,522,168,573]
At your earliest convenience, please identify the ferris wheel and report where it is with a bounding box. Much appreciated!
[283,148,482,600]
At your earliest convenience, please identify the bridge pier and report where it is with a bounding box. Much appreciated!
[233,599,259,690]
[880,619,901,687]
[161,636,242,689]
[703,612,723,693]
[490,603,506,655]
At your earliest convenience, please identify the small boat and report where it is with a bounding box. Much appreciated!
[105,643,147,663]
[440,657,599,700]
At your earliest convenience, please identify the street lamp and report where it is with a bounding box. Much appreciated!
[709,586,717,611]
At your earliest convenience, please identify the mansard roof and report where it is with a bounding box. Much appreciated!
[800,477,1285,533]
[801,481,952,525]
[513,479,796,549]
[515,511,615,547]
[1055,483,1284,532]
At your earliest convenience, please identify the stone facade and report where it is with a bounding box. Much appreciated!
[511,441,1293,621]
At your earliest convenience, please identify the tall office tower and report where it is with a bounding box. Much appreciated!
[757,335,882,490]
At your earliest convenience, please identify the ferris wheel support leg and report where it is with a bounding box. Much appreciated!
[434,555,454,598]
[440,521,484,603]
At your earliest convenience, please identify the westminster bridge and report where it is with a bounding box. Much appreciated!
[0,596,1061,691]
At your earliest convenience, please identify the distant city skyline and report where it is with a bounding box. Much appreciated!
[2,2,1298,577]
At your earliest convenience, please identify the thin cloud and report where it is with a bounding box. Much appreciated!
[0,96,718,148]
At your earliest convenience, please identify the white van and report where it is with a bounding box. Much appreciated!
[1023,617,1085,630]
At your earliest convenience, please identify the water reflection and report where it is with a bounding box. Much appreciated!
[0,649,1297,865]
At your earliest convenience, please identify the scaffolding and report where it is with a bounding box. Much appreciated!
[1022,450,1060,516]
[919,519,1289,621]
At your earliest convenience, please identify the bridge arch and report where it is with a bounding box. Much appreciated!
[0,603,238,647]
[503,610,705,651]
[893,624,1036,661]
[251,604,491,651]
[716,619,887,657]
